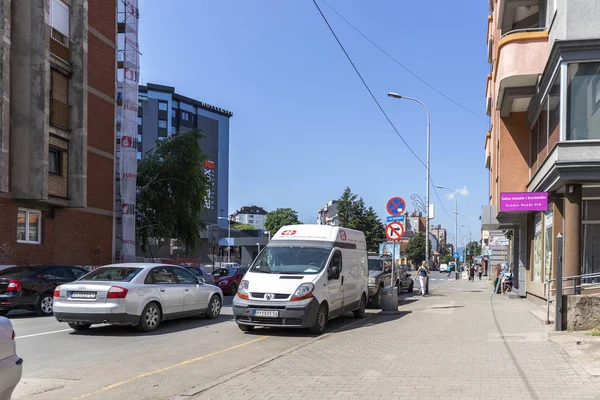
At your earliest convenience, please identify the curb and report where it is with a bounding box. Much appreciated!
[167,312,376,399]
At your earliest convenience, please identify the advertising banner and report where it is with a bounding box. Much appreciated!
[115,0,139,263]
[500,192,548,212]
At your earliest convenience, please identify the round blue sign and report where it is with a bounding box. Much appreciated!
[386,197,406,216]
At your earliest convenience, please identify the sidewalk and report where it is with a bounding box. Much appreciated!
[182,279,600,400]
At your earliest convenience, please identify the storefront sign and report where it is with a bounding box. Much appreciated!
[500,192,548,212]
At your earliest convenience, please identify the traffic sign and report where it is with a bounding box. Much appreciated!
[385,221,405,241]
[386,197,406,216]
[386,215,405,223]
[459,255,464,262]
[467,250,471,255]
[453,251,459,258]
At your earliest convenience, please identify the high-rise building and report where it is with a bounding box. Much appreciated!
[482,0,600,299]
[317,200,339,226]
[430,224,447,249]
[0,0,116,266]
[232,206,268,231]
[137,83,232,226]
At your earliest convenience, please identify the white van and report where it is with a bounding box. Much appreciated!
[232,224,368,334]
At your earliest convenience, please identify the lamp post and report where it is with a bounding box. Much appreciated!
[436,185,459,279]
[389,92,431,269]
[218,216,231,263]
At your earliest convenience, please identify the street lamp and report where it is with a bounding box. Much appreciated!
[218,216,231,263]
[436,185,459,279]
[388,92,431,269]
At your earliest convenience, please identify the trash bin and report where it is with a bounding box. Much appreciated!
[381,286,398,312]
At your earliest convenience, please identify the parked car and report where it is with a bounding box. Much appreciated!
[439,263,449,272]
[0,317,23,400]
[396,267,414,294]
[182,265,216,285]
[221,262,241,269]
[448,262,457,272]
[213,267,247,295]
[0,265,88,316]
[53,263,223,332]
[367,256,414,308]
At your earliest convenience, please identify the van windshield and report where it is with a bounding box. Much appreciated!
[250,246,332,275]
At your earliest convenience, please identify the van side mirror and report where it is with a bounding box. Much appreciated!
[329,266,340,280]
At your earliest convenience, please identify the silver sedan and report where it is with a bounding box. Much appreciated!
[0,317,23,400]
[53,263,223,332]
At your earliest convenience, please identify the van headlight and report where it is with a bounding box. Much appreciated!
[237,280,249,300]
[368,277,376,284]
[291,283,314,301]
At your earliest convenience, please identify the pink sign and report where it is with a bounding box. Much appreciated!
[500,192,548,212]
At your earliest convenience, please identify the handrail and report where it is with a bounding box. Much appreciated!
[545,271,600,325]
[500,27,546,39]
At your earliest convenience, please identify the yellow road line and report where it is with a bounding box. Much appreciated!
[72,336,268,399]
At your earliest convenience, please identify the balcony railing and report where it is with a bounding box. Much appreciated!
[50,98,70,131]
[50,27,70,62]
[500,27,546,39]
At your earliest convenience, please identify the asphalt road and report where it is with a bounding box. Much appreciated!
[9,273,451,400]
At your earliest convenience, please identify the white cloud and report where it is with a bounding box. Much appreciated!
[446,185,469,199]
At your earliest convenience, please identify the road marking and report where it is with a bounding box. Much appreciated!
[16,328,73,339]
[72,335,268,399]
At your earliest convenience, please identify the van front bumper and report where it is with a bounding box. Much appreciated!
[232,296,320,328]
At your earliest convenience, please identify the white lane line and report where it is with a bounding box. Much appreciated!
[16,328,73,339]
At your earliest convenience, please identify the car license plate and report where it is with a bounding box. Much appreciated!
[70,291,96,299]
[253,310,278,318]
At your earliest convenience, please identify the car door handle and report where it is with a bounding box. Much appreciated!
[184,288,189,292]
[160,288,166,292]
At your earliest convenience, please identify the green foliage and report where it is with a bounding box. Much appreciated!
[465,240,482,264]
[441,254,455,264]
[336,187,385,252]
[136,130,209,252]
[405,232,432,266]
[232,223,256,231]
[265,208,302,234]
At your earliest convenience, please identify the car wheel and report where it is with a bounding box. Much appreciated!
[409,282,414,293]
[68,322,92,331]
[136,302,162,332]
[238,324,254,332]
[35,293,54,316]
[206,295,222,319]
[309,303,328,335]
[371,286,382,309]
[396,281,402,295]
[353,294,366,319]
[229,283,238,295]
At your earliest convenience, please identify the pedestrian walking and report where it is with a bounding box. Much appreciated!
[477,264,483,280]
[469,265,475,282]
[417,261,429,297]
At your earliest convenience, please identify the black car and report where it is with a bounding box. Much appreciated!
[0,265,88,316]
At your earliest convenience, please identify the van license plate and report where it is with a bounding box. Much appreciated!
[253,310,278,318]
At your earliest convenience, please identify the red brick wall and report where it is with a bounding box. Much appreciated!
[499,112,530,194]
[88,94,116,153]
[88,0,116,42]
[87,152,114,211]
[87,34,116,100]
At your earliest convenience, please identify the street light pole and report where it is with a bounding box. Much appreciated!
[436,185,459,279]
[388,92,431,269]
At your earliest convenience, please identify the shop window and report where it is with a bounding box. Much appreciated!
[17,209,41,244]
[544,208,553,283]
[567,61,600,140]
[533,214,543,282]
[583,200,600,280]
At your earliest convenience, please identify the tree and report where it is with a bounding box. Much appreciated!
[265,208,302,234]
[336,187,385,252]
[465,240,482,264]
[232,223,256,231]
[136,130,209,252]
[405,232,432,267]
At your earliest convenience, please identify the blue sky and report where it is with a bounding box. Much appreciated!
[138,0,490,248]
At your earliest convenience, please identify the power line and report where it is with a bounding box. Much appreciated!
[311,0,456,223]
[311,0,425,169]
[321,0,489,123]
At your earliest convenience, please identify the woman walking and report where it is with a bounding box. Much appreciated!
[417,261,429,297]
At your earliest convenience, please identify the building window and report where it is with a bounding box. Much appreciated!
[171,108,177,118]
[138,134,142,142]
[50,0,70,38]
[137,116,142,126]
[137,152,142,160]
[49,149,62,175]
[583,200,600,280]
[17,209,41,244]
[533,213,543,282]
[544,208,553,283]
[158,101,168,111]
[181,111,189,121]
[567,61,600,140]
[158,119,167,128]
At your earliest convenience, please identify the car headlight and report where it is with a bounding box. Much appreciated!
[238,280,249,295]
[291,283,314,301]
[368,277,376,284]
[218,280,227,286]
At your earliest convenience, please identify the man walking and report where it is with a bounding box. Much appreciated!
[417,261,429,297]
[477,264,483,280]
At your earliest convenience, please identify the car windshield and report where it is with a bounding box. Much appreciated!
[249,246,332,275]
[368,259,383,271]
[0,267,37,279]
[79,267,142,282]
[213,268,236,277]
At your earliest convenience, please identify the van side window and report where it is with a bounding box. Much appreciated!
[328,250,342,279]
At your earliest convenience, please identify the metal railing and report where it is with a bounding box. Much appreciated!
[545,272,600,325]
[50,99,70,131]
[500,27,546,39]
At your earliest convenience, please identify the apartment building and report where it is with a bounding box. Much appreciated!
[482,0,600,299]
[0,0,116,266]
[232,206,268,231]
[317,200,339,226]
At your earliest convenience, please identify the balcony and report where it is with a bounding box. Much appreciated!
[485,73,493,116]
[50,28,70,62]
[494,29,548,117]
[50,98,70,131]
[496,0,543,35]
[485,131,491,169]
